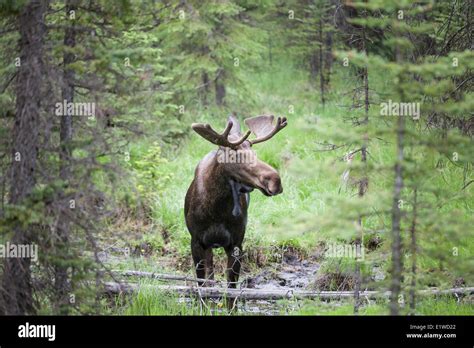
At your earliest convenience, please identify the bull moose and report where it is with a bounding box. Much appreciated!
[184,114,287,308]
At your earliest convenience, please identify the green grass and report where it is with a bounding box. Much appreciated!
[120,289,207,316]
[116,288,474,316]
[292,297,474,316]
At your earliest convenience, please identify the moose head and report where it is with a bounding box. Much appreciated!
[191,114,287,197]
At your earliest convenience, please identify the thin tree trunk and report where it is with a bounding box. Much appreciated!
[215,69,226,106]
[54,0,77,314]
[389,41,406,316]
[268,36,273,67]
[354,85,369,314]
[318,19,325,107]
[200,72,209,106]
[0,0,48,315]
[390,113,405,316]
[354,219,362,314]
[409,188,418,314]
[354,18,370,315]
[324,13,333,86]
[310,51,318,84]
[324,33,333,86]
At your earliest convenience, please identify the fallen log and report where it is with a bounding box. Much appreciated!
[112,270,220,285]
[103,282,474,301]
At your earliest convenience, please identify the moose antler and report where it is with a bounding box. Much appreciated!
[191,120,251,149]
[244,115,288,145]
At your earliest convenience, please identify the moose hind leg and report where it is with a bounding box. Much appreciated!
[191,239,207,286]
[204,248,214,282]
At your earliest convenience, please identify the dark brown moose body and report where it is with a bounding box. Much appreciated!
[184,114,287,310]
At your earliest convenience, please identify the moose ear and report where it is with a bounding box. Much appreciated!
[227,113,241,136]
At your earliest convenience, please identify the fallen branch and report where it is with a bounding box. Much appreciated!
[103,282,474,301]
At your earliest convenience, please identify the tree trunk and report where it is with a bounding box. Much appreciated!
[0,0,48,315]
[409,188,418,314]
[200,72,209,106]
[324,22,333,85]
[318,19,325,107]
[389,42,406,316]
[54,0,77,314]
[310,51,318,85]
[389,113,405,315]
[268,36,273,67]
[354,19,369,315]
[215,69,226,106]
[103,282,474,300]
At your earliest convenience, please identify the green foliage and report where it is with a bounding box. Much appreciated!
[129,142,171,203]
[153,0,266,108]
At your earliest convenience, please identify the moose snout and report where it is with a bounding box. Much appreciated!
[262,175,283,196]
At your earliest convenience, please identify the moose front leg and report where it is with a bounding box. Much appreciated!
[225,245,242,311]
[191,238,215,286]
